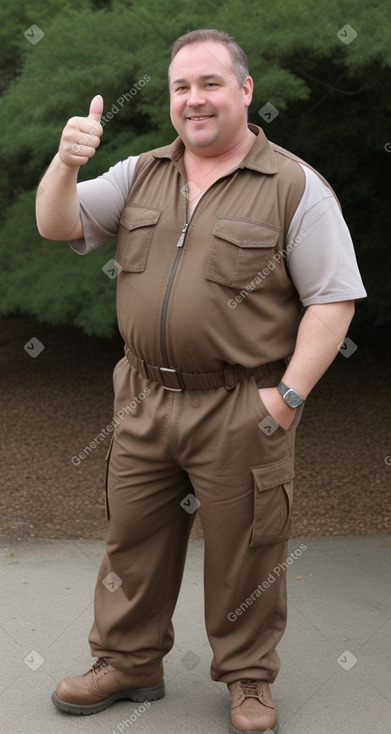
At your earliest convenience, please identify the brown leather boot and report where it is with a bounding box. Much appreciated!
[228,678,279,733]
[52,658,165,715]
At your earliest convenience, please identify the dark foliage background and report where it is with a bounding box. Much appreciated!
[0,0,389,337]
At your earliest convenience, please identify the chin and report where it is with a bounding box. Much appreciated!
[186,132,220,149]
[189,139,215,148]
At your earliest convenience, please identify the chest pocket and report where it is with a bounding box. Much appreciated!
[205,217,280,289]
[115,206,161,272]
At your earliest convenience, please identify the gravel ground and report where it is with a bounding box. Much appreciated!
[1,316,390,542]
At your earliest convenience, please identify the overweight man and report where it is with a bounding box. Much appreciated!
[36,29,366,734]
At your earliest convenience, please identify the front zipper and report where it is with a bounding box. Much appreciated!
[160,222,189,366]
[159,169,237,368]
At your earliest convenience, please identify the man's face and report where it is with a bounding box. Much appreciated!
[169,41,253,157]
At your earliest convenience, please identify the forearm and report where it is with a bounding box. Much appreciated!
[259,300,356,429]
[282,301,356,398]
[36,153,82,241]
[36,96,103,241]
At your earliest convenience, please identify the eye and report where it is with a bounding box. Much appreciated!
[206,82,219,87]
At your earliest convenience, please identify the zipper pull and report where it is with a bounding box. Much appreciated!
[176,222,188,248]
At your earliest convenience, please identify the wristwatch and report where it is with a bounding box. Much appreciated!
[277,381,305,408]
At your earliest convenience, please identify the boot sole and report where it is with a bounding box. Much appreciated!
[51,679,165,715]
[229,723,279,734]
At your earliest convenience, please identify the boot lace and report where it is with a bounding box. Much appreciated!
[239,679,263,699]
[91,658,110,674]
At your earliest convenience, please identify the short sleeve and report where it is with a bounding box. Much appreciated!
[69,156,139,255]
[285,166,367,305]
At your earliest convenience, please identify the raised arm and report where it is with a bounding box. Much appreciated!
[35,95,104,241]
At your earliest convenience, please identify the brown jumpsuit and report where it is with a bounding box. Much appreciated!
[88,125,314,685]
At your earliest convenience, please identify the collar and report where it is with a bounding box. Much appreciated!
[151,123,278,175]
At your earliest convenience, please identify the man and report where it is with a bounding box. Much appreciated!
[36,29,366,734]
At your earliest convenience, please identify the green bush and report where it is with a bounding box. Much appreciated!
[0,0,390,336]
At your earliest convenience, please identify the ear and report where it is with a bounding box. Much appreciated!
[242,75,253,106]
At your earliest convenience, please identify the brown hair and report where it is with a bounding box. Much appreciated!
[170,29,249,87]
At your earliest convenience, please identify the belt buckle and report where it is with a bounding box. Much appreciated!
[159,367,184,392]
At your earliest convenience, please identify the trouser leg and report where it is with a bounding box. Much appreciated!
[202,519,289,685]
[176,367,303,684]
[89,360,195,673]
[88,356,302,682]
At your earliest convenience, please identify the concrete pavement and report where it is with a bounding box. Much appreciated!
[1,534,390,733]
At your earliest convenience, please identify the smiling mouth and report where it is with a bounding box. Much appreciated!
[187,115,214,121]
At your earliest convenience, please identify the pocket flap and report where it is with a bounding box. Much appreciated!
[120,206,161,231]
[213,217,280,248]
[251,454,294,491]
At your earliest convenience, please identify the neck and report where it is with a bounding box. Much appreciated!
[184,126,256,169]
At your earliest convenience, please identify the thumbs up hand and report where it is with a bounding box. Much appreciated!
[88,94,104,122]
[58,95,104,167]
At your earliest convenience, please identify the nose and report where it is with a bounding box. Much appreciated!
[186,85,206,108]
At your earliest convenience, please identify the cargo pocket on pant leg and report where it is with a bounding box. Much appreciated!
[104,435,114,521]
[249,454,294,547]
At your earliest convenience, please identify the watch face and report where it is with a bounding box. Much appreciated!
[284,389,303,408]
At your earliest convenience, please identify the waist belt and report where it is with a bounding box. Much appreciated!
[124,346,285,392]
